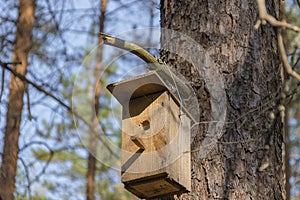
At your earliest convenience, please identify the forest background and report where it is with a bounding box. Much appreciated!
[0,0,299,199]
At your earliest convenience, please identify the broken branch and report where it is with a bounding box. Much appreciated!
[278,32,300,81]
[255,0,300,33]
[255,0,300,82]
[99,32,157,67]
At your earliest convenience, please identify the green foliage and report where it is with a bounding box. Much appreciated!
[32,44,130,199]
[0,0,157,199]
[97,182,133,200]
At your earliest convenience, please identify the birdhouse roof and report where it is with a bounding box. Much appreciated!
[107,70,197,123]
[107,71,168,102]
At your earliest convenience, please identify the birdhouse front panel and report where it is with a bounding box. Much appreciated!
[121,91,171,180]
[121,91,191,198]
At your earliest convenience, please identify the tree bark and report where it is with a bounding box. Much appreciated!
[86,0,108,200]
[0,0,36,199]
[159,0,284,199]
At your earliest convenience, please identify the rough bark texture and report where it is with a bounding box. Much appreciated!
[0,0,35,199]
[159,0,284,199]
[86,0,108,200]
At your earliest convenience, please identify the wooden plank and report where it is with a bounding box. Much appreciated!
[124,172,186,199]
[121,91,191,197]
[165,93,191,192]
[178,114,191,191]
[126,177,181,198]
[121,92,169,182]
[107,71,166,104]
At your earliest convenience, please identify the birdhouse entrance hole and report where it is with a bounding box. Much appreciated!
[141,120,150,131]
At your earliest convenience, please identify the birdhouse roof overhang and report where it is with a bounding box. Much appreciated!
[107,71,170,103]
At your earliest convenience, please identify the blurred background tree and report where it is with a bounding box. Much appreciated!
[284,1,300,199]
[0,0,159,199]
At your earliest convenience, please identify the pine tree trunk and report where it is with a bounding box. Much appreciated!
[0,0,35,199]
[159,0,284,199]
[86,0,108,200]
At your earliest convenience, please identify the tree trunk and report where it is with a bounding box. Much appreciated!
[86,0,108,200]
[159,0,284,199]
[0,0,36,199]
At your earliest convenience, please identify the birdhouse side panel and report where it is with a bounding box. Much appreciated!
[166,114,191,192]
[165,94,191,191]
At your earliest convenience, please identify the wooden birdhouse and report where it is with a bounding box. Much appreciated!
[107,71,191,199]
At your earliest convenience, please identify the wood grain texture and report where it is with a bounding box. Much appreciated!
[120,90,191,198]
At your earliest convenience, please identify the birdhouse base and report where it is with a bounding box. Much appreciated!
[124,172,188,199]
